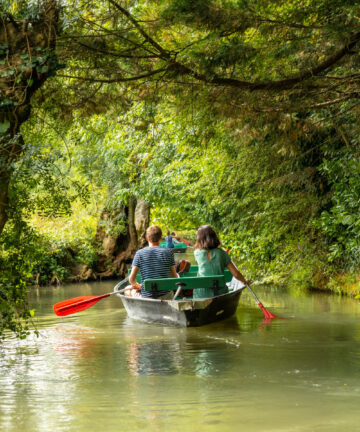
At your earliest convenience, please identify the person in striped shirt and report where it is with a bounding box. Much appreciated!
[127,225,179,298]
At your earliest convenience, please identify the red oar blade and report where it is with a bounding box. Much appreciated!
[258,302,279,319]
[246,284,282,319]
[53,294,110,316]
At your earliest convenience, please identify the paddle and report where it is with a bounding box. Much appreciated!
[246,283,278,319]
[53,278,130,317]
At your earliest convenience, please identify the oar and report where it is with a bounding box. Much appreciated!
[53,278,130,317]
[246,283,279,319]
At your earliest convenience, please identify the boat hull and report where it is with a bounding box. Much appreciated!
[173,247,187,253]
[116,287,243,327]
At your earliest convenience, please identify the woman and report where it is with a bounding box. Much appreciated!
[193,225,249,298]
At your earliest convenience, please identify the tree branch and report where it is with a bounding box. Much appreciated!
[172,32,360,90]
[107,3,360,92]
[108,0,171,60]
[58,67,169,83]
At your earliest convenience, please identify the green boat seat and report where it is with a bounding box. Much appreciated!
[181,269,232,282]
[128,267,232,284]
[143,275,226,298]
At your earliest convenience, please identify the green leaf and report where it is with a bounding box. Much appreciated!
[0,120,10,133]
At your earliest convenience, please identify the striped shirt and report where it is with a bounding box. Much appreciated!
[132,246,175,297]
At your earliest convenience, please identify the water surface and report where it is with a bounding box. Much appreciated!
[1,277,360,432]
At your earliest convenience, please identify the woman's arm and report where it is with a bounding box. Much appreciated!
[227,261,250,285]
[129,266,141,290]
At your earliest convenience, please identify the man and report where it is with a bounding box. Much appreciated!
[127,225,179,298]
[171,231,181,244]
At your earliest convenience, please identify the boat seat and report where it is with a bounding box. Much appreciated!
[181,269,232,282]
[128,268,232,284]
[143,275,226,298]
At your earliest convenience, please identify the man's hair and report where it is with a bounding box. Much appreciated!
[146,225,163,243]
[195,225,220,250]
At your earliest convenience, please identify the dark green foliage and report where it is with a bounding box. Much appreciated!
[315,145,360,269]
[0,221,40,339]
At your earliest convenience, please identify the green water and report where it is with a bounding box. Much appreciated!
[1,277,360,431]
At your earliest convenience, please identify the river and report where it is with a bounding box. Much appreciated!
[1,272,360,431]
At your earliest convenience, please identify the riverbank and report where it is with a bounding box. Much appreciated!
[28,241,360,300]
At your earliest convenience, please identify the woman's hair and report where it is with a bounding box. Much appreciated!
[167,230,171,236]
[146,226,163,243]
[194,225,220,250]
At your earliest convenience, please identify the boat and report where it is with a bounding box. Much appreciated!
[159,241,188,253]
[114,267,245,327]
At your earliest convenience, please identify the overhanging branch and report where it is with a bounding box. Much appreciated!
[107,2,360,92]
[58,67,169,83]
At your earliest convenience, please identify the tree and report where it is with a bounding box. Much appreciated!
[61,0,360,112]
[0,0,61,234]
[65,108,154,278]
[2,0,360,338]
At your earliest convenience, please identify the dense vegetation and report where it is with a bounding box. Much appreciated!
[1,0,360,337]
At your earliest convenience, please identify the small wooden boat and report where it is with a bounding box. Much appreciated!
[159,241,188,253]
[114,270,245,327]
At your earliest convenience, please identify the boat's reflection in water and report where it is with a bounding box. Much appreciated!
[122,310,263,377]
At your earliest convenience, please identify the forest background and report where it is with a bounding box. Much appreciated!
[1,0,360,337]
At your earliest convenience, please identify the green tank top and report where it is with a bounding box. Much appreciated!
[193,248,231,298]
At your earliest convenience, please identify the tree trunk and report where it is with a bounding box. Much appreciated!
[135,199,150,248]
[74,197,150,282]
[0,132,23,237]
[128,195,138,252]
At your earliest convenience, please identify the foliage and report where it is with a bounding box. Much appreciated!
[0,220,39,339]
[315,144,360,269]
[3,0,360,339]
[28,95,360,295]
[0,118,91,337]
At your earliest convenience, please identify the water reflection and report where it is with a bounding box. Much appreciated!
[122,316,248,377]
[2,281,360,432]
[126,340,183,376]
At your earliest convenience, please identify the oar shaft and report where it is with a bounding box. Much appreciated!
[110,286,131,295]
[246,284,261,303]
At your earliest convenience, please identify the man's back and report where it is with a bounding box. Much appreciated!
[132,246,175,297]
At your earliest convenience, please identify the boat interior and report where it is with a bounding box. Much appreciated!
[126,264,243,300]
